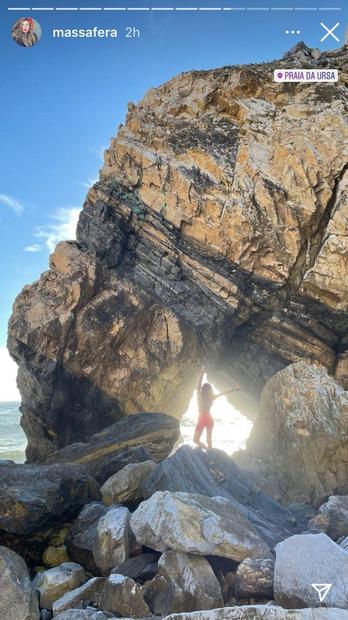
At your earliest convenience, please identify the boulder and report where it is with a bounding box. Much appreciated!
[235,558,274,600]
[99,574,150,617]
[130,491,271,561]
[144,550,223,614]
[159,605,348,620]
[0,545,39,620]
[37,562,86,610]
[43,546,70,568]
[0,461,99,536]
[274,533,348,608]
[68,503,111,573]
[110,552,158,582]
[238,363,348,506]
[93,506,130,576]
[101,460,156,505]
[142,574,169,615]
[46,413,179,483]
[54,611,116,620]
[309,496,348,540]
[144,445,305,548]
[52,578,104,616]
[87,447,154,487]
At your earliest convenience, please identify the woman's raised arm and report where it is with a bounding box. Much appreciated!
[213,385,241,400]
[197,368,206,391]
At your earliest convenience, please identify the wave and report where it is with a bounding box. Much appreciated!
[0,401,26,463]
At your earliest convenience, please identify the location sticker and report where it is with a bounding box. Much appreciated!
[274,69,338,83]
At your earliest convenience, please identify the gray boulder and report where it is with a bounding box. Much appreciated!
[310,496,348,540]
[110,552,158,582]
[274,532,348,608]
[46,413,179,484]
[0,546,39,620]
[240,363,348,506]
[92,506,130,576]
[37,562,86,610]
[160,605,348,620]
[52,578,104,616]
[144,550,223,614]
[101,460,156,505]
[235,558,274,599]
[0,462,100,536]
[99,574,150,617]
[144,445,305,548]
[130,491,271,561]
[68,503,111,573]
[54,611,116,620]
[142,574,169,614]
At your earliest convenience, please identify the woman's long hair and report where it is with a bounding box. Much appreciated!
[198,382,214,411]
[12,17,38,47]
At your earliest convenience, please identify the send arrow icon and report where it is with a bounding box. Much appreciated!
[311,584,332,602]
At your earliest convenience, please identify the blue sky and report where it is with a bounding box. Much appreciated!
[0,0,346,399]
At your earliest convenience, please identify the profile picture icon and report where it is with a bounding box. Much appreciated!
[12,17,41,48]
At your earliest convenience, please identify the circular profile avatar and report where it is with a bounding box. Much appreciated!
[12,17,41,48]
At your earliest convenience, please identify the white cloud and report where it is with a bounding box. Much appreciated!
[34,207,80,252]
[0,193,23,215]
[0,348,20,402]
[24,244,43,253]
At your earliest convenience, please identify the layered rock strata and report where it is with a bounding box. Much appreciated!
[8,44,348,459]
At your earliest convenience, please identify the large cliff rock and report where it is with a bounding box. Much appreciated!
[8,44,348,460]
[235,362,348,506]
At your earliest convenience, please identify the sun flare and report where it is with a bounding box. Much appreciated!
[180,383,253,455]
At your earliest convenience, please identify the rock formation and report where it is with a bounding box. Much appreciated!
[0,461,100,536]
[235,558,274,600]
[129,491,272,561]
[274,533,348,609]
[2,439,348,619]
[99,574,151,618]
[235,362,348,506]
[143,550,224,614]
[310,495,348,540]
[37,562,86,610]
[4,40,348,620]
[45,412,179,483]
[7,44,348,460]
[100,460,156,505]
[92,506,131,576]
[0,546,40,620]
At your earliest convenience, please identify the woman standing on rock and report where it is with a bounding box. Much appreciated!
[194,368,241,450]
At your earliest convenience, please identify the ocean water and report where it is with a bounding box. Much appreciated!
[0,389,252,465]
[0,401,26,463]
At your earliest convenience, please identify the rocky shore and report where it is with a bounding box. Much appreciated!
[3,42,348,620]
[2,364,348,619]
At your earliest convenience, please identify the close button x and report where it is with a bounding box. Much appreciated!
[320,22,340,42]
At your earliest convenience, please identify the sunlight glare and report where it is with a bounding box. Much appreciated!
[180,382,253,455]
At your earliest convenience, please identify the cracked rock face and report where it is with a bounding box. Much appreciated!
[8,44,348,460]
[236,361,348,506]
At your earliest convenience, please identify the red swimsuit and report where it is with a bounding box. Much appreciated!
[195,410,214,433]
